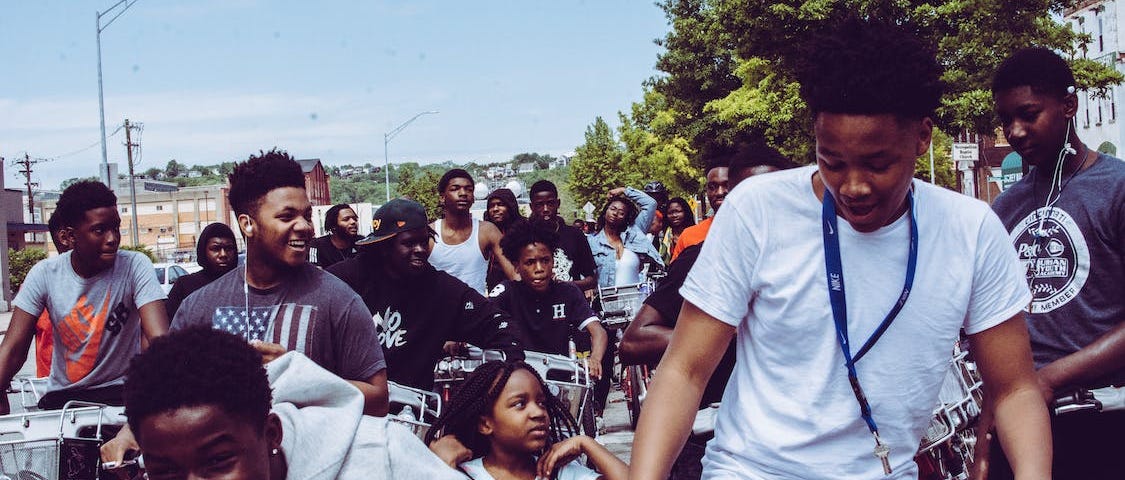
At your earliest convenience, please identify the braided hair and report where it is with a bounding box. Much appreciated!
[424,360,578,457]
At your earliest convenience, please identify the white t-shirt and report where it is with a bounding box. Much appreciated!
[460,457,599,480]
[681,166,1030,479]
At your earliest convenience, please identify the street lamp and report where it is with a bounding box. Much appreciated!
[383,111,439,203]
[96,0,141,187]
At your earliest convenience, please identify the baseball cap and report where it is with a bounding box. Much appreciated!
[356,198,432,246]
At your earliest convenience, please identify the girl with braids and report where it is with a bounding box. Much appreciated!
[425,360,627,480]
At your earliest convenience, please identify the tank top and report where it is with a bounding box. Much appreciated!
[430,218,489,294]
[615,249,641,286]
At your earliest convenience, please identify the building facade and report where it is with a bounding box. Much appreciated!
[297,158,331,206]
[1066,0,1125,157]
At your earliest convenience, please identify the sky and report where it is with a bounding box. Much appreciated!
[0,1,671,191]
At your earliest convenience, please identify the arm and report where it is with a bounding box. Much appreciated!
[137,300,170,345]
[570,276,597,292]
[584,320,608,380]
[348,369,390,417]
[630,301,734,480]
[619,305,673,366]
[0,308,40,415]
[537,435,628,480]
[621,186,657,234]
[481,221,519,281]
[1035,321,1125,403]
[968,315,1052,480]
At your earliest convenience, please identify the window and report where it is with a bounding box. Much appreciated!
[1097,9,1105,52]
[1098,97,1104,125]
[1085,94,1091,127]
[121,207,129,213]
[156,205,164,211]
[1111,89,1117,122]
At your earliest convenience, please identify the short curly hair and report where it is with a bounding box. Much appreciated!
[500,221,559,265]
[992,47,1075,99]
[124,327,272,438]
[795,16,943,119]
[437,169,474,193]
[55,180,117,228]
[228,148,306,216]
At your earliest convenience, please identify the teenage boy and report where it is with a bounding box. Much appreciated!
[429,169,516,295]
[528,180,598,291]
[0,180,168,413]
[985,47,1125,479]
[669,160,728,262]
[172,150,388,416]
[490,223,608,379]
[329,198,523,391]
[309,203,360,269]
[619,141,792,480]
[630,17,1051,479]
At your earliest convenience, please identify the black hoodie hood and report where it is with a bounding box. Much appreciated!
[485,188,524,230]
[196,222,238,277]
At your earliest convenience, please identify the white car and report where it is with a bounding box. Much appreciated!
[153,263,190,294]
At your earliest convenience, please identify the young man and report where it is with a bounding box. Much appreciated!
[164,222,238,318]
[528,180,598,291]
[619,141,792,480]
[490,223,608,379]
[309,203,360,269]
[429,169,516,295]
[329,198,523,391]
[171,150,387,416]
[669,160,729,262]
[985,47,1125,479]
[630,17,1051,479]
[0,181,168,413]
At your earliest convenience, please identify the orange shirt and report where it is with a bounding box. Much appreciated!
[35,311,52,377]
[670,217,713,262]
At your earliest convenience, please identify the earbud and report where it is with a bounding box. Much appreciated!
[1064,142,1077,155]
[1067,85,1076,95]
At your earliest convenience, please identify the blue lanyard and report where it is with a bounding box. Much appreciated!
[821,188,918,437]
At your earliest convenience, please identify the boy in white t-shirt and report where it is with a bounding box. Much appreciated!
[629,17,1052,480]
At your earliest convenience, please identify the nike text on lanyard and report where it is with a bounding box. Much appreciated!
[821,188,918,476]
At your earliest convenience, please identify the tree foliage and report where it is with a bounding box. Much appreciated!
[120,244,158,263]
[396,164,444,219]
[8,248,47,296]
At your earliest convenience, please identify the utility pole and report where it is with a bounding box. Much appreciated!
[124,119,140,246]
[17,154,42,217]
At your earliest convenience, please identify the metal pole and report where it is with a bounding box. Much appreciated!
[929,139,935,183]
[97,13,109,187]
[384,134,391,203]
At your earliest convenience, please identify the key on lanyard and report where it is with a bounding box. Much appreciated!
[872,432,892,475]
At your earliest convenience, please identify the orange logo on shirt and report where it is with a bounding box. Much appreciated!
[54,291,112,383]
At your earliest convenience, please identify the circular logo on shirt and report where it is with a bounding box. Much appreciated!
[1010,207,1090,313]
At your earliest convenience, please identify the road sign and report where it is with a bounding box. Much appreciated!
[582,202,596,214]
[952,143,979,163]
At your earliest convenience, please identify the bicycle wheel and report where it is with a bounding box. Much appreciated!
[627,366,645,428]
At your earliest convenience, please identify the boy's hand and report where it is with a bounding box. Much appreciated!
[587,358,602,380]
[249,341,287,364]
[429,435,472,468]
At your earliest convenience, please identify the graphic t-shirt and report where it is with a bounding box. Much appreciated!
[329,256,523,390]
[14,251,166,395]
[490,280,598,355]
[542,219,596,284]
[172,263,385,382]
[992,153,1125,388]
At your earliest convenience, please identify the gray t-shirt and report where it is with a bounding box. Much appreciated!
[172,263,385,381]
[992,153,1125,388]
[13,251,166,395]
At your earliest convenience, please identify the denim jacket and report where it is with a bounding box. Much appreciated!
[588,187,664,288]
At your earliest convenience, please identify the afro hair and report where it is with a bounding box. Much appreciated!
[501,221,559,265]
[795,16,944,120]
[55,180,117,228]
[992,47,1076,99]
[124,327,272,438]
[227,148,306,216]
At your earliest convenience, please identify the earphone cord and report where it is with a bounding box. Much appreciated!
[244,261,251,343]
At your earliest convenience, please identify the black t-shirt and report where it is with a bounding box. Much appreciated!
[539,218,596,284]
[328,254,523,390]
[491,280,598,356]
[644,243,735,407]
[310,234,357,269]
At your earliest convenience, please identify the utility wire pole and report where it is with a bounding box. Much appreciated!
[17,154,42,217]
[124,119,141,247]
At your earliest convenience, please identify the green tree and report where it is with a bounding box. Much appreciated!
[9,248,47,296]
[396,164,443,219]
[120,244,157,263]
[164,159,186,179]
[59,176,100,190]
[142,167,163,179]
[568,117,627,209]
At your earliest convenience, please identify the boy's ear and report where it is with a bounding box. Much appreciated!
[478,415,494,436]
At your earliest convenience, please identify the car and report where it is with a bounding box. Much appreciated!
[153,263,190,294]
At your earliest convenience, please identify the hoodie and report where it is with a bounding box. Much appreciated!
[267,352,466,480]
[165,223,237,318]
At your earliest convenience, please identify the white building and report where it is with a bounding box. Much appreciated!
[1066,1,1124,156]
